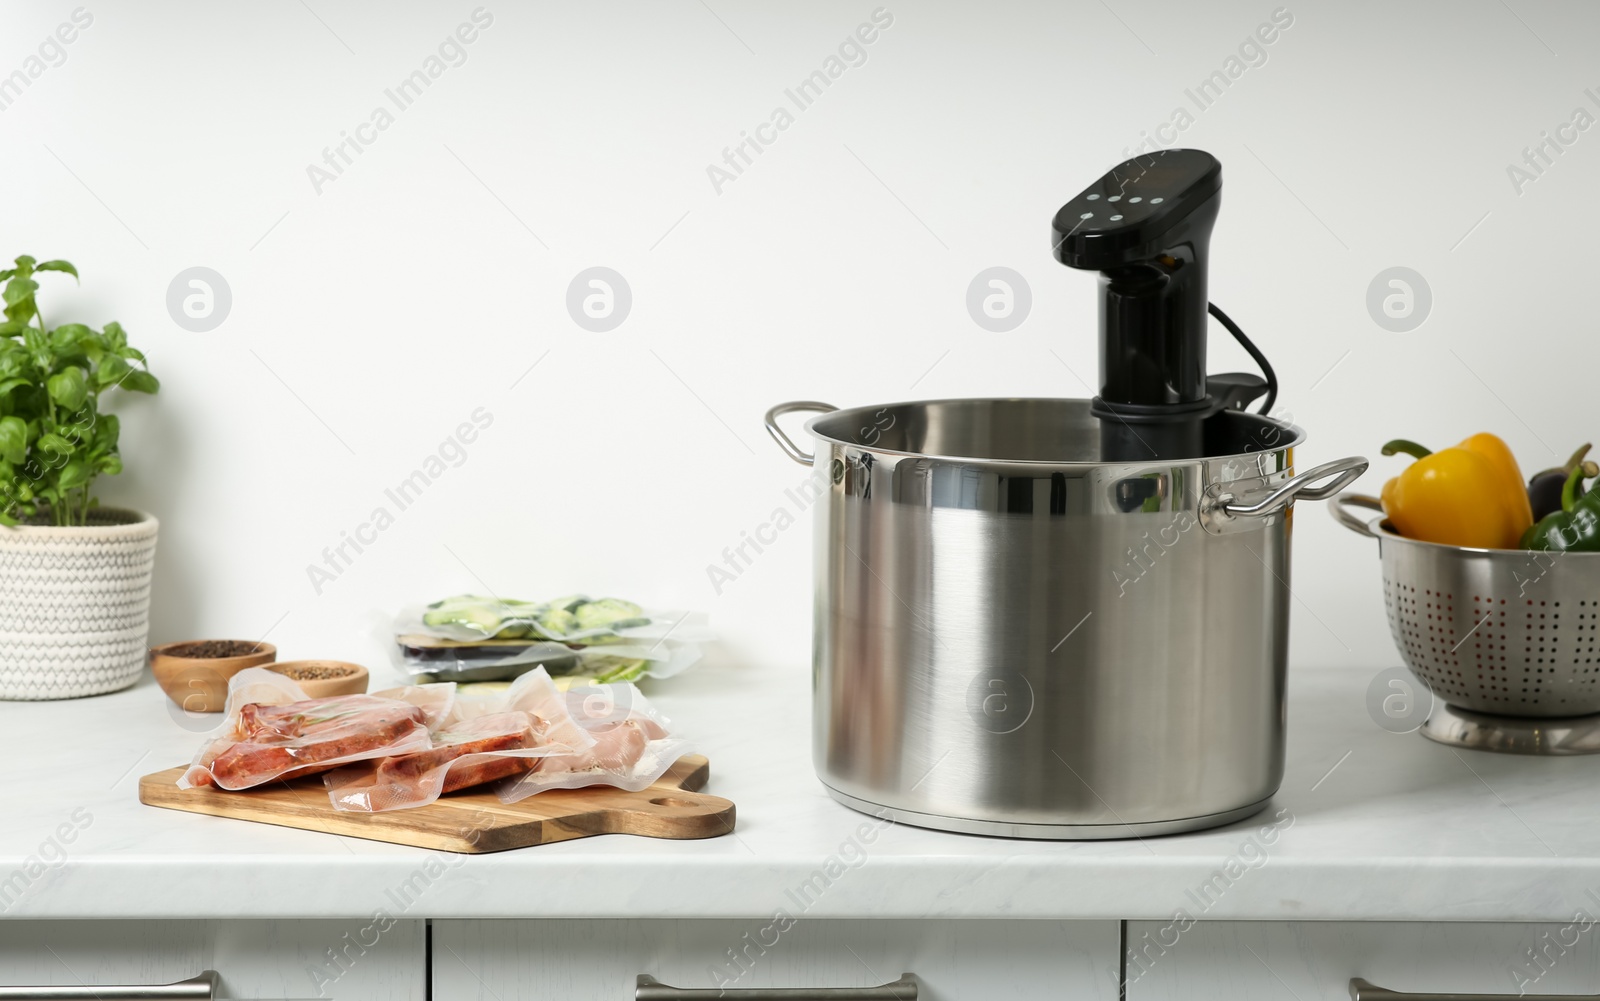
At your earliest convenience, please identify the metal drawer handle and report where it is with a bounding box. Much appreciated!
[1350,977,1600,1001]
[763,401,837,466]
[637,973,916,1001]
[0,971,217,1000]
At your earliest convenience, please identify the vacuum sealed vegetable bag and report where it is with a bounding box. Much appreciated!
[393,593,708,684]
[416,594,655,643]
[179,668,443,790]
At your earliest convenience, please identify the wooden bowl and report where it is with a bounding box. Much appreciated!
[265,660,369,699]
[150,640,277,713]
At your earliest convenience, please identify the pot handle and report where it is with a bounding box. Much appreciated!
[1329,492,1385,540]
[763,401,837,466]
[1219,456,1370,517]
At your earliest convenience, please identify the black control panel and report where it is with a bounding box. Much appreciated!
[1053,149,1234,461]
[1053,150,1223,270]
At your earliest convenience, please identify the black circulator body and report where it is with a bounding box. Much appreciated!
[1053,149,1261,461]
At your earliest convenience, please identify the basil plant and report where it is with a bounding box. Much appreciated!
[0,255,158,526]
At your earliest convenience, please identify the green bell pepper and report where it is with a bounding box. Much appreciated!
[1522,465,1600,551]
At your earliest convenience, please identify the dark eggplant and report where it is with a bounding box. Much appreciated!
[1529,444,1597,521]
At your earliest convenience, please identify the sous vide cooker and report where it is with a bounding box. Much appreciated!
[765,150,1367,838]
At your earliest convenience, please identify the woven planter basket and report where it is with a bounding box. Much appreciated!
[0,508,158,700]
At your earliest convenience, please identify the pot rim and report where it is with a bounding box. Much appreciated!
[803,396,1306,467]
[0,506,158,537]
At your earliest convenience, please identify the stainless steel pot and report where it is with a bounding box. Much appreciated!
[765,398,1367,839]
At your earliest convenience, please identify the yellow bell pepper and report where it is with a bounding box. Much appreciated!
[1380,434,1534,550]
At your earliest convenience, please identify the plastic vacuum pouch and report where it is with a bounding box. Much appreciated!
[322,711,576,812]
[393,638,706,686]
[409,594,661,645]
[323,668,597,812]
[495,682,694,802]
[179,668,439,791]
[392,597,711,684]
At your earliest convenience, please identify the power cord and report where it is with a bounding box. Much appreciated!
[1208,302,1277,415]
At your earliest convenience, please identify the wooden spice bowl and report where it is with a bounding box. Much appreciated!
[266,660,369,699]
[150,640,277,713]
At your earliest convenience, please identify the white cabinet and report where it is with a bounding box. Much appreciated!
[434,919,1120,1001]
[0,919,425,1000]
[1124,920,1600,1001]
[15,917,1600,1000]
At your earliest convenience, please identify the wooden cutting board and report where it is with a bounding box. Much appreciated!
[138,755,734,853]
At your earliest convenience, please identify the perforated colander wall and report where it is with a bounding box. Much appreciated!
[1383,578,1600,715]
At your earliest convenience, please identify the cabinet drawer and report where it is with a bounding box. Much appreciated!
[434,919,1119,1001]
[1125,920,1600,1001]
[0,919,424,1000]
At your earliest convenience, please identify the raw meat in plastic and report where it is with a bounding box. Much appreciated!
[323,668,596,812]
[495,682,694,801]
[181,691,432,790]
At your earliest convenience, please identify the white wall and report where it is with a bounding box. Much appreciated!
[3,0,1595,680]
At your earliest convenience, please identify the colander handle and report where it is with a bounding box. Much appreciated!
[1329,492,1385,540]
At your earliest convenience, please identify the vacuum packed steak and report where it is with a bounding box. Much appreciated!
[377,711,540,793]
[196,695,430,789]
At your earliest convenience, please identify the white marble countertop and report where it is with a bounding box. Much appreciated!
[4,655,1599,922]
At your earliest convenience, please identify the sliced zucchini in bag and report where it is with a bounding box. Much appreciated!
[590,657,649,684]
[423,601,502,635]
[533,607,578,638]
[573,598,646,630]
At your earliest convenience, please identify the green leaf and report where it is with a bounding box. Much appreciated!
[46,367,88,411]
[35,260,78,281]
[12,256,35,272]
[96,354,131,388]
[58,461,91,491]
[36,432,74,457]
[50,323,92,348]
[0,270,13,282]
[117,370,159,394]
[23,327,48,367]
[0,378,30,397]
[102,321,125,348]
[93,412,120,448]
[0,416,25,465]
[2,277,37,306]
[98,454,122,476]
[59,411,94,444]
[0,317,27,337]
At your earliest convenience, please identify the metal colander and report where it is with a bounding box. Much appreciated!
[1333,493,1600,718]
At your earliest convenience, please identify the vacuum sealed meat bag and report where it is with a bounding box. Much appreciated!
[323,710,574,812]
[180,669,435,790]
[323,667,597,812]
[495,682,694,802]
